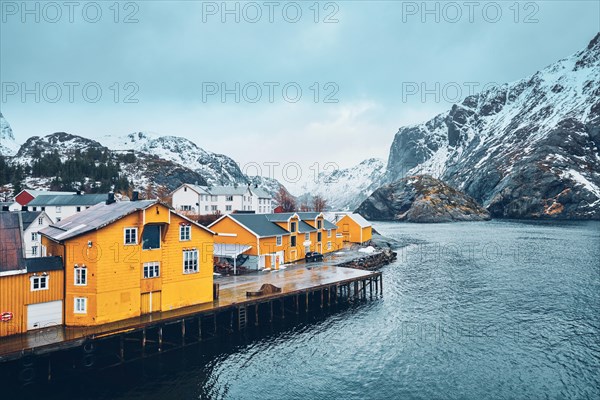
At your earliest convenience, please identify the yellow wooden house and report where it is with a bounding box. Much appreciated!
[209,212,344,271]
[39,198,215,327]
[327,213,372,244]
[1,212,64,337]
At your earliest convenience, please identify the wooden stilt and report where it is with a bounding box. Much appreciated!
[120,336,125,361]
[158,327,163,352]
[198,316,202,340]
[255,304,259,326]
[181,319,186,345]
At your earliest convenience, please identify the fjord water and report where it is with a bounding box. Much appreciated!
[44,220,600,399]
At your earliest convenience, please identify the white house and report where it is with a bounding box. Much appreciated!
[27,193,110,223]
[171,184,273,215]
[21,211,53,258]
[0,209,52,258]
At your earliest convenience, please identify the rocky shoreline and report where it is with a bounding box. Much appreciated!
[335,248,397,271]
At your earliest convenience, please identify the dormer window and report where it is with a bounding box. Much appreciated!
[317,220,322,229]
[290,222,297,233]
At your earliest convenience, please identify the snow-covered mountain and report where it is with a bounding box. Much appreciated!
[98,132,248,186]
[378,33,600,219]
[292,158,385,211]
[0,112,20,156]
[2,128,287,198]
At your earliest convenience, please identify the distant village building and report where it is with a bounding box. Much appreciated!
[0,212,64,337]
[13,189,76,210]
[325,212,372,244]
[39,195,215,327]
[27,192,109,223]
[171,184,273,215]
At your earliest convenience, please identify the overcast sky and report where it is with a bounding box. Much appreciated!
[1,0,599,181]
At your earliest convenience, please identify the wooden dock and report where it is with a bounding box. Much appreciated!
[0,265,382,384]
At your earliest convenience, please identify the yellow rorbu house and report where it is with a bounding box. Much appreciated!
[326,212,373,244]
[208,212,343,271]
[39,195,215,327]
[0,212,64,337]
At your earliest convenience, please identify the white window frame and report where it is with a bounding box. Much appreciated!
[74,267,87,286]
[74,297,87,314]
[276,236,282,246]
[305,233,310,240]
[56,206,62,213]
[226,205,232,211]
[30,275,49,291]
[211,205,218,211]
[317,220,322,229]
[124,227,138,245]
[31,245,38,256]
[226,195,233,201]
[38,217,44,225]
[290,222,297,233]
[183,249,199,274]
[327,229,332,238]
[143,262,160,279]
[31,232,38,241]
[181,205,192,211]
[327,241,332,250]
[179,225,191,241]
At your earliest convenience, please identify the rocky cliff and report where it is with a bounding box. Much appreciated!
[356,175,491,223]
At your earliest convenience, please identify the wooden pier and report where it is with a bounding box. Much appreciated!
[0,265,382,385]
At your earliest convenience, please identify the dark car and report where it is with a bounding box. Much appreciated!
[305,252,324,262]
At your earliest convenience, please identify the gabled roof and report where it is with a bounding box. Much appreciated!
[0,212,25,273]
[340,213,371,228]
[211,214,290,238]
[20,190,76,197]
[265,212,299,222]
[176,183,272,199]
[298,221,317,233]
[41,200,158,242]
[28,193,109,207]
[295,212,323,220]
[20,211,43,230]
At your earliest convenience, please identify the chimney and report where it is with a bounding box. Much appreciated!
[106,192,116,205]
[2,206,9,212]
[132,191,139,201]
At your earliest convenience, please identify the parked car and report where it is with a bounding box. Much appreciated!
[305,252,324,262]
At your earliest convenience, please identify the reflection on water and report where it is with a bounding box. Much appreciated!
[12,220,600,400]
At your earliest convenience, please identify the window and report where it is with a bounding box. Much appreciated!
[124,227,138,245]
[56,206,61,213]
[142,225,161,250]
[276,236,282,246]
[211,205,218,211]
[32,206,37,211]
[180,225,191,241]
[31,246,38,256]
[327,229,332,238]
[226,205,232,211]
[143,262,160,278]
[76,206,81,212]
[317,232,322,242]
[183,250,199,273]
[74,267,87,286]
[205,205,209,211]
[41,207,45,211]
[290,222,297,233]
[226,195,233,201]
[31,232,38,241]
[327,242,332,250]
[305,233,310,240]
[184,186,187,192]
[30,275,48,291]
[38,217,43,225]
[317,220,322,229]
[181,205,192,211]
[74,297,87,314]
[211,196,218,202]
[291,236,297,247]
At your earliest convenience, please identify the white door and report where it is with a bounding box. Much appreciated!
[27,300,63,330]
